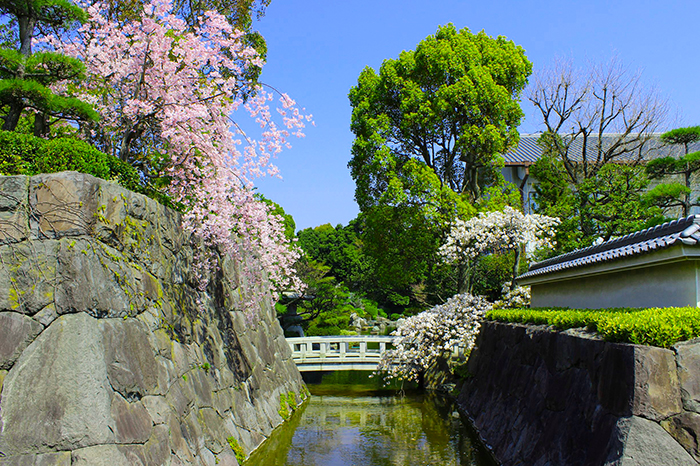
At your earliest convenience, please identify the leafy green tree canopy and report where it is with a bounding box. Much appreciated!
[0,0,97,135]
[348,23,532,206]
[347,24,530,306]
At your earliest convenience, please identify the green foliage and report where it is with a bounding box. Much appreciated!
[276,391,302,422]
[532,137,663,253]
[304,303,354,336]
[0,131,140,189]
[659,126,700,148]
[0,0,97,135]
[296,220,368,289]
[644,182,691,208]
[226,436,245,465]
[349,23,531,206]
[348,24,530,304]
[646,126,700,217]
[488,307,700,348]
[471,252,514,302]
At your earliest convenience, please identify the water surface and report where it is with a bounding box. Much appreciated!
[245,374,495,466]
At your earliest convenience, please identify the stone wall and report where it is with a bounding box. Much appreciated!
[0,172,306,465]
[457,321,700,465]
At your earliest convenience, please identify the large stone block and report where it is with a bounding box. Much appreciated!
[632,345,682,421]
[0,241,58,315]
[0,176,29,246]
[54,239,143,317]
[102,319,161,398]
[661,411,700,462]
[674,339,700,414]
[606,416,696,465]
[0,313,114,455]
[0,451,71,466]
[109,394,153,444]
[29,172,100,239]
[0,312,42,370]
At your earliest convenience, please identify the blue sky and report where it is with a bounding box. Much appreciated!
[250,0,700,231]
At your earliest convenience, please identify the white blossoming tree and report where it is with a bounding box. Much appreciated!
[439,206,560,292]
[374,293,490,384]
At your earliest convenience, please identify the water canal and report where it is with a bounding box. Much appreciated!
[245,372,496,466]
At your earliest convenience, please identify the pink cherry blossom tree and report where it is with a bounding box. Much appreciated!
[55,0,311,313]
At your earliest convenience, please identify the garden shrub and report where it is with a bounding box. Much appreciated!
[487,307,700,348]
[0,131,141,192]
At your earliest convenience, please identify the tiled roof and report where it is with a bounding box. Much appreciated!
[504,134,700,165]
[517,215,700,280]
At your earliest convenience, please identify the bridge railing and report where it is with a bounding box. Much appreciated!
[287,335,395,370]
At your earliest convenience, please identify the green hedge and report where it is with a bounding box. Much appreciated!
[0,131,141,192]
[487,307,700,348]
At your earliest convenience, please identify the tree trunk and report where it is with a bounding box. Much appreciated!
[33,113,49,138]
[511,246,521,290]
[684,168,691,217]
[457,259,470,294]
[4,14,38,131]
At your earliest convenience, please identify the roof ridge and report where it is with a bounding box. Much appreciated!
[528,215,700,273]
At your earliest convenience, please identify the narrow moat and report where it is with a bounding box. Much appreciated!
[244,371,496,466]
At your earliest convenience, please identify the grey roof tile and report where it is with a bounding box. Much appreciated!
[517,215,700,280]
[504,134,700,165]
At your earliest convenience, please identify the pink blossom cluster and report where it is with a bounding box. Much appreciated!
[58,0,311,313]
[375,293,490,383]
[439,206,560,262]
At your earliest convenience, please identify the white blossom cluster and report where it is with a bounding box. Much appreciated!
[493,284,531,309]
[439,206,560,262]
[375,293,490,383]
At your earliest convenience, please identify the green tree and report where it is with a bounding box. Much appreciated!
[348,25,531,301]
[527,59,668,250]
[0,0,97,135]
[349,23,531,206]
[296,220,369,291]
[645,126,700,217]
[532,137,663,253]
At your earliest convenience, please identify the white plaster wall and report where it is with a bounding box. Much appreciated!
[530,259,700,309]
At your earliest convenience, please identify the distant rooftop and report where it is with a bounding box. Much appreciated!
[518,215,700,281]
[504,133,700,165]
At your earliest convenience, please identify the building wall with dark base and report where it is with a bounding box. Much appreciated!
[457,321,700,465]
[0,172,306,465]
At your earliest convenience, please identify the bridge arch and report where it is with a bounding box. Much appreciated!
[286,335,394,372]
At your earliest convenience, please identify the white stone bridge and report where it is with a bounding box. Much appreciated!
[286,335,394,372]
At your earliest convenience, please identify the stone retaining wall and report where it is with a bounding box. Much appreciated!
[0,172,306,465]
[457,321,700,465]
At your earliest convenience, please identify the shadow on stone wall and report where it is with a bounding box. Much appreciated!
[458,321,700,465]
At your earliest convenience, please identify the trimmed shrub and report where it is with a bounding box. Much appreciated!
[0,131,141,191]
[487,307,700,348]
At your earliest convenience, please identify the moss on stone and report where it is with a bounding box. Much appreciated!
[0,369,7,396]
[226,436,245,464]
[287,391,297,408]
[278,393,291,420]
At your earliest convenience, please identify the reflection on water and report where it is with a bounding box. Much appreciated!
[245,379,495,466]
